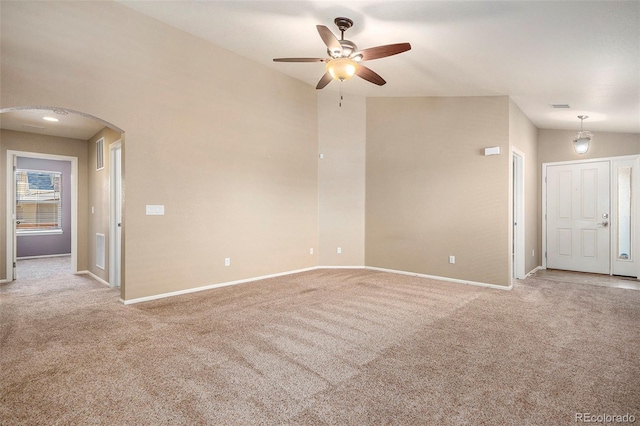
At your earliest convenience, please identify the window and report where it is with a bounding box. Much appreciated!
[16,169,62,233]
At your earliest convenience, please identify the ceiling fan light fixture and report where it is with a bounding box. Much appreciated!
[572,115,592,155]
[327,57,358,81]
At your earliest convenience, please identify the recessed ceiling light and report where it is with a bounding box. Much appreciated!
[43,116,59,122]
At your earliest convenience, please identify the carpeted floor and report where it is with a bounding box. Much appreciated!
[1,258,638,425]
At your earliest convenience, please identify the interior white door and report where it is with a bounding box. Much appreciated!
[11,155,17,280]
[109,142,122,288]
[547,161,610,274]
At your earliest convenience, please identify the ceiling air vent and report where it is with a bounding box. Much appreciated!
[552,104,571,109]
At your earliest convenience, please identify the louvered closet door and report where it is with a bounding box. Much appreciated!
[547,161,610,274]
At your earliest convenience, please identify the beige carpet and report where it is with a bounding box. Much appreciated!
[1,258,639,425]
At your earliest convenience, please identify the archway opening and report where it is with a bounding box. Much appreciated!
[1,106,125,298]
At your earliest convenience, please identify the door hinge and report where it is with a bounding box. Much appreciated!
[544,252,547,259]
[13,262,16,268]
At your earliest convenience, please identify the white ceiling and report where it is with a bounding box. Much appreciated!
[118,0,639,134]
[2,1,638,139]
[0,108,106,140]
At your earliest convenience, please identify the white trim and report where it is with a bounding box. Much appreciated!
[316,265,366,269]
[109,140,122,289]
[121,267,318,305]
[6,150,78,281]
[525,266,543,278]
[543,154,640,167]
[365,266,513,290]
[511,148,526,281]
[121,265,512,305]
[17,253,71,260]
[0,279,12,284]
[17,230,64,236]
[77,270,110,287]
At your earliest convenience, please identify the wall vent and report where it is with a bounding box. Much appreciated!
[96,233,106,270]
[552,104,571,109]
[96,138,105,171]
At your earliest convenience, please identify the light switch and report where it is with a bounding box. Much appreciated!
[146,205,165,215]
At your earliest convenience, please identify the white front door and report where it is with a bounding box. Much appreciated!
[547,161,610,274]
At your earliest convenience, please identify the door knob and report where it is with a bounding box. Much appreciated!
[597,220,609,227]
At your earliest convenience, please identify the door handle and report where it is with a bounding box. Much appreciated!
[597,220,609,227]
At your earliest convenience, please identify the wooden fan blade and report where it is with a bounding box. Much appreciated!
[356,65,386,86]
[359,43,411,61]
[316,72,333,89]
[273,58,327,63]
[317,25,342,56]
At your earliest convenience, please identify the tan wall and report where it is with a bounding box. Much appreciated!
[509,100,540,275]
[0,130,89,278]
[318,91,366,266]
[538,129,640,164]
[87,127,122,282]
[1,1,318,300]
[365,96,511,287]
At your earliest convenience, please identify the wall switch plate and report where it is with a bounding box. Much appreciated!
[310,248,314,255]
[146,205,165,215]
[337,247,342,254]
[449,256,455,264]
[532,250,535,257]
[224,258,230,266]
[484,146,500,156]
[91,206,95,214]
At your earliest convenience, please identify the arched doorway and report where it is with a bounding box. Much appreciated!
[1,106,125,296]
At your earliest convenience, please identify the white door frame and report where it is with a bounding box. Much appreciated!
[109,140,122,288]
[512,148,525,280]
[542,154,640,277]
[5,150,79,280]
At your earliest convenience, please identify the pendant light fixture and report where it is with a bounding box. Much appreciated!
[572,115,592,154]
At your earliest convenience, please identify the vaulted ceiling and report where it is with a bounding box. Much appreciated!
[2,1,638,138]
[118,0,640,134]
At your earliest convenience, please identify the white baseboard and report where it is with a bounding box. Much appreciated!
[365,266,513,291]
[121,264,512,305]
[77,270,110,287]
[121,266,318,305]
[316,265,366,269]
[525,266,543,278]
[17,253,71,260]
[0,278,11,284]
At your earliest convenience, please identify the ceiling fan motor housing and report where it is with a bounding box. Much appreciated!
[328,39,358,58]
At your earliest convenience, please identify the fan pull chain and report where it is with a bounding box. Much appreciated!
[339,81,344,107]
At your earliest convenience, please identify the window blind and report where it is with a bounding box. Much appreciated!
[15,170,62,232]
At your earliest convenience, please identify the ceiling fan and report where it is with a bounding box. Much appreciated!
[273,17,411,89]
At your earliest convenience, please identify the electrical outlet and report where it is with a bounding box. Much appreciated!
[449,256,455,264]
[337,247,342,254]
[224,258,230,266]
